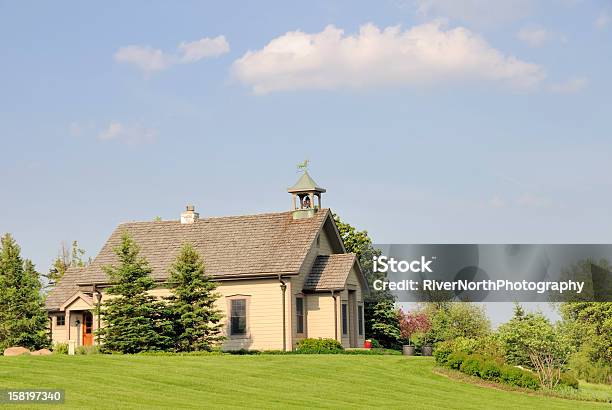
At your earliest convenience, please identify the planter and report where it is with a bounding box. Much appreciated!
[421,345,433,356]
[402,345,416,356]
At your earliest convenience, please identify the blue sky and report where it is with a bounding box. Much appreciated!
[1,1,610,323]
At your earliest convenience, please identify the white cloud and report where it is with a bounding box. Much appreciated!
[233,22,545,94]
[115,46,174,73]
[115,35,230,74]
[179,35,229,62]
[517,25,550,47]
[595,11,611,29]
[413,0,535,26]
[97,121,157,145]
[549,77,588,94]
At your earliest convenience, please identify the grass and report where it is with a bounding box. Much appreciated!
[0,355,610,409]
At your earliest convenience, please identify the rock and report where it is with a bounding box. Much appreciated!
[3,346,30,356]
[31,348,53,356]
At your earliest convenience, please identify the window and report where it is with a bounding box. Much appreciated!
[230,299,247,335]
[296,297,305,334]
[341,303,348,335]
[358,305,364,336]
[56,315,65,326]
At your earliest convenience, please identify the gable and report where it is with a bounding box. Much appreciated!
[60,291,93,311]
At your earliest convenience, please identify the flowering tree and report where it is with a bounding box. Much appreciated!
[398,310,431,346]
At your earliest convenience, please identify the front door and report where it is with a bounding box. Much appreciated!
[82,311,93,346]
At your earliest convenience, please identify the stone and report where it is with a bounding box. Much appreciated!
[31,348,53,356]
[3,346,30,356]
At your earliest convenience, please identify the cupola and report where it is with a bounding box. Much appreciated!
[288,163,325,220]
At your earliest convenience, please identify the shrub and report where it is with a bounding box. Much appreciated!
[479,360,502,381]
[499,365,540,390]
[434,337,487,365]
[369,338,381,349]
[75,345,100,355]
[558,372,579,389]
[447,352,467,370]
[474,335,505,359]
[296,338,343,354]
[452,337,479,355]
[53,343,68,355]
[433,340,454,365]
[460,355,482,376]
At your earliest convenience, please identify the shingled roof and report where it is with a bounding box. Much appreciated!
[303,254,359,291]
[45,267,88,312]
[47,209,330,310]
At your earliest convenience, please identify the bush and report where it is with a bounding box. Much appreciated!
[369,338,381,349]
[433,340,454,365]
[479,360,502,381]
[296,338,343,354]
[52,343,68,355]
[452,337,479,355]
[75,345,100,355]
[558,372,579,389]
[460,355,482,376]
[439,348,540,390]
[434,336,505,368]
[447,352,467,370]
[498,365,540,390]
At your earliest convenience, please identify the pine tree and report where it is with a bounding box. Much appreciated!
[167,244,224,351]
[97,233,173,353]
[0,233,50,350]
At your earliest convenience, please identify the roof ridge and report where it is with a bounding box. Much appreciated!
[117,208,331,226]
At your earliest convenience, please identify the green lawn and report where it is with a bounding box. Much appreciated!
[0,355,609,409]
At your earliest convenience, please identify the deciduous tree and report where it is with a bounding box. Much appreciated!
[45,240,90,289]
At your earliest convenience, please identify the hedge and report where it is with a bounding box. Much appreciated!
[440,351,540,389]
[296,338,344,354]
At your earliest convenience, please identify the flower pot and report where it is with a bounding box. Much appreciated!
[363,340,372,349]
[421,345,433,356]
[402,345,415,356]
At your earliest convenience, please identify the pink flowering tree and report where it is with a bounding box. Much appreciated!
[398,310,431,346]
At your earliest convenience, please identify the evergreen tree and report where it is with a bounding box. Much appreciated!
[0,233,50,350]
[97,233,173,353]
[167,244,224,351]
[369,299,401,349]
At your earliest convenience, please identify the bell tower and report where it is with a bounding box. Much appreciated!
[288,163,326,219]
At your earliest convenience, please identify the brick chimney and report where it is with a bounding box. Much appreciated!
[180,205,199,224]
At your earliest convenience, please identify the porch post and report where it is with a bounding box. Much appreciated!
[67,309,71,341]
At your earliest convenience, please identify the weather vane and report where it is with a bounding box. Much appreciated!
[296,159,309,172]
